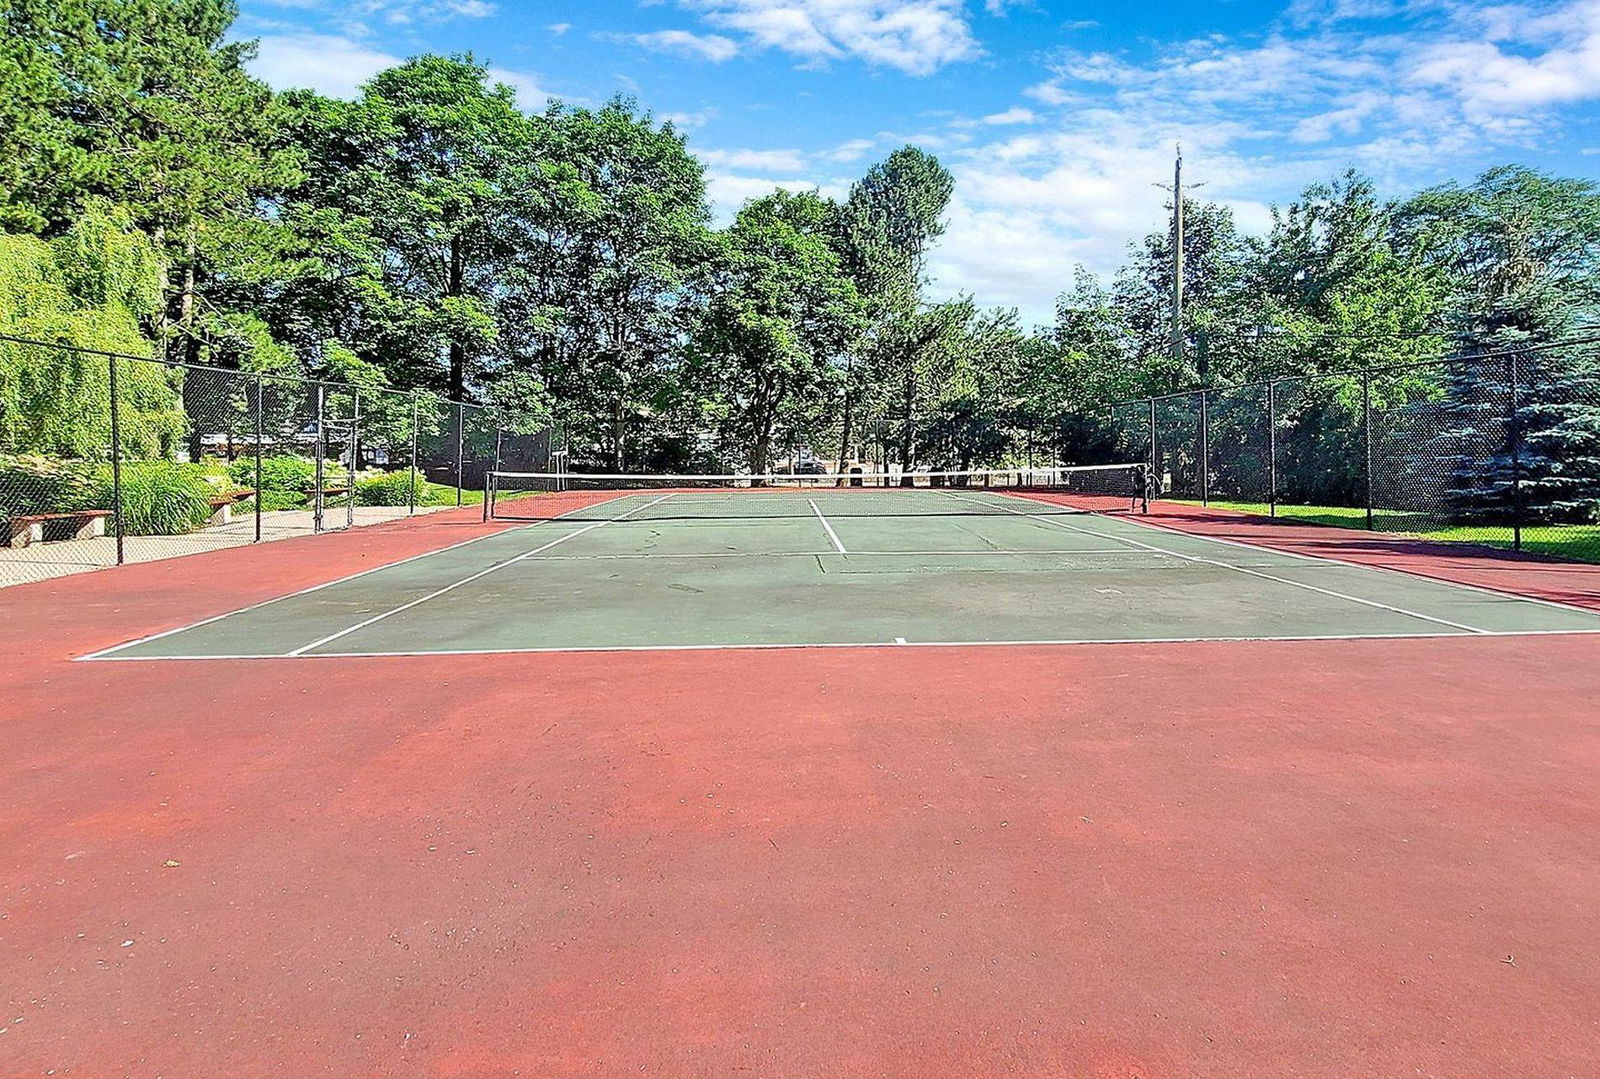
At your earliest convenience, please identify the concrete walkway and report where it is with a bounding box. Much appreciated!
[0,503,468,588]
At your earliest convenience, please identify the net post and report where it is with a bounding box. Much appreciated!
[254,373,264,543]
[1267,380,1277,518]
[483,470,492,523]
[1362,372,1374,530]
[313,383,325,534]
[1509,352,1523,552]
[108,351,125,565]
[1199,388,1210,507]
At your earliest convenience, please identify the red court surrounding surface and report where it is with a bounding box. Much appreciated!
[5,504,1600,1077]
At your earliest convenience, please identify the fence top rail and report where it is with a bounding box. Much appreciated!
[1100,330,1600,414]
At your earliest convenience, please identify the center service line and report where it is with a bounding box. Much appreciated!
[809,498,849,554]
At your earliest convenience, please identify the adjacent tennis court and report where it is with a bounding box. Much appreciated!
[86,474,1600,661]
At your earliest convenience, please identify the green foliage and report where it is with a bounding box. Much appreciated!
[354,470,417,506]
[241,489,306,513]
[227,453,339,494]
[0,452,98,522]
[0,205,185,457]
[92,461,214,535]
[688,189,865,472]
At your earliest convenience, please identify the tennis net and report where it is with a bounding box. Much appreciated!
[485,464,1150,521]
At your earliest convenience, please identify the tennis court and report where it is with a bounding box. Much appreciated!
[10,471,1600,1078]
[87,475,1600,661]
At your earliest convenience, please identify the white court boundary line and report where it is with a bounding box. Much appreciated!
[78,626,1600,662]
[1121,505,1600,619]
[983,485,1600,620]
[808,499,848,554]
[285,493,677,656]
[78,492,638,662]
[943,491,1490,634]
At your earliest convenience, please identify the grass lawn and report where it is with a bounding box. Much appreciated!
[1178,499,1600,564]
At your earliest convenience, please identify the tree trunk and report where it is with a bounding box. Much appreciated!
[448,236,466,400]
[612,397,625,471]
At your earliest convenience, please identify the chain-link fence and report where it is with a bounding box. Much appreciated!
[1100,341,1600,562]
[0,335,557,586]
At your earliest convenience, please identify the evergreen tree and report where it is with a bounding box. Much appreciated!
[1399,166,1600,524]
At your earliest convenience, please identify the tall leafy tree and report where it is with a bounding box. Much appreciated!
[688,190,864,473]
[502,98,710,468]
[833,147,954,470]
[291,56,533,399]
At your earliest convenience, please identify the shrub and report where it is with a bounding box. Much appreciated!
[228,454,341,494]
[355,470,419,506]
[0,453,98,522]
[91,462,214,535]
[235,489,305,514]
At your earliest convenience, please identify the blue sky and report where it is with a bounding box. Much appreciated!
[237,0,1600,325]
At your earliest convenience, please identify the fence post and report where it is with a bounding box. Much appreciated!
[254,374,264,543]
[1509,353,1523,552]
[408,395,419,515]
[1267,380,1278,518]
[1362,372,1374,530]
[107,352,125,565]
[1199,389,1210,507]
[454,403,465,508]
[1147,397,1157,496]
[313,383,325,534]
[348,389,359,530]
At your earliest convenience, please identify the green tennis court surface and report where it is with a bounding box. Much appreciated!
[87,488,1600,660]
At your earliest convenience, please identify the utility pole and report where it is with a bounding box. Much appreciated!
[1155,145,1203,380]
[1172,145,1184,373]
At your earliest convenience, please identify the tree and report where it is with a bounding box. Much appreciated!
[688,190,864,474]
[833,148,954,472]
[1115,198,1254,390]
[501,98,710,468]
[0,203,184,458]
[290,56,533,400]
[1398,167,1600,523]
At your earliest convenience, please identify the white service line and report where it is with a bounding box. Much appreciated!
[808,499,848,554]
[84,626,1600,662]
[514,547,1149,560]
[77,493,639,662]
[943,492,1490,635]
[285,493,676,657]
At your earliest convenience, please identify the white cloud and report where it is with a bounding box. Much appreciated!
[700,147,811,171]
[663,109,717,129]
[357,0,497,24]
[982,107,1036,125]
[1406,0,1600,117]
[488,67,552,109]
[704,172,846,220]
[680,0,981,75]
[625,29,740,61]
[249,32,399,97]
[822,137,877,162]
[547,22,572,35]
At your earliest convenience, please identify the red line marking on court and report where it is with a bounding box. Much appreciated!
[4,497,1600,1076]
